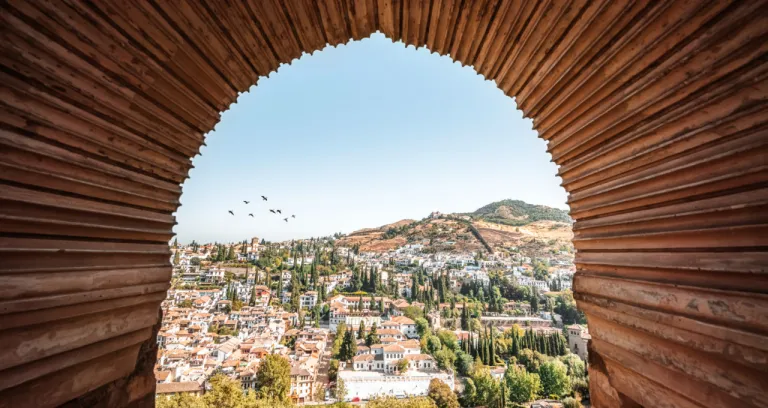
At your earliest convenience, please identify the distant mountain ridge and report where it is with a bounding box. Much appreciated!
[462,199,571,226]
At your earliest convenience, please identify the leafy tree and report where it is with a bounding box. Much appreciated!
[203,373,246,408]
[559,354,586,379]
[434,348,456,370]
[334,378,348,401]
[156,392,205,408]
[366,397,436,408]
[505,365,541,405]
[460,378,477,407]
[329,359,339,382]
[190,257,201,266]
[562,397,583,408]
[425,335,442,355]
[415,318,430,337]
[403,305,424,320]
[455,350,474,376]
[428,378,459,408]
[554,292,586,325]
[366,322,380,347]
[332,323,346,358]
[253,354,291,401]
[539,360,571,398]
[436,330,459,351]
[396,358,409,373]
[469,366,500,408]
[177,299,193,308]
[517,349,545,374]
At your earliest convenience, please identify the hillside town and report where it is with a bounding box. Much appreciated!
[156,216,589,408]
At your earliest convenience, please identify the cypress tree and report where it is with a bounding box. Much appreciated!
[480,335,487,365]
[358,320,365,340]
[511,332,520,357]
[489,326,496,365]
[461,302,469,331]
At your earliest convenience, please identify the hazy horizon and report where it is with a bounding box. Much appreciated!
[174,33,568,243]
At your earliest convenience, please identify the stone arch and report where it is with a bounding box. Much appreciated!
[1,1,766,407]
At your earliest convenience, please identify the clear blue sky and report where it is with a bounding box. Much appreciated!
[174,33,567,243]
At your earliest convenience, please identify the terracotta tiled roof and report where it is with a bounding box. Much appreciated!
[156,381,203,394]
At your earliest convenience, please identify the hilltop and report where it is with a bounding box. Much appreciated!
[337,199,574,259]
[464,199,572,226]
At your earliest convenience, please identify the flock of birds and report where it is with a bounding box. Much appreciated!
[227,195,296,223]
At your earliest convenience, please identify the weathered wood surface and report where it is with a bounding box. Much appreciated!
[0,1,766,407]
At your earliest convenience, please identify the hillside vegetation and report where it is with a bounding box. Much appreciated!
[337,199,574,259]
[466,199,571,226]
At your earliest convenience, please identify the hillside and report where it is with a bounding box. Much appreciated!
[337,199,574,259]
[466,199,572,226]
[337,218,483,253]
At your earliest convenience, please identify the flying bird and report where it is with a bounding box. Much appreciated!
[292,215,296,218]
[243,200,250,204]
[276,209,282,214]
[261,196,268,201]
[228,210,234,216]
[283,218,288,222]
[269,209,276,214]
[248,213,254,217]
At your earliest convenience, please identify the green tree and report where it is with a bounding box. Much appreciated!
[226,245,236,261]
[517,349,545,374]
[559,354,586,379]
[203,373,246,408]
[366,322,380,347]
[329,359,339,382]
[461,378,477,407]
[156,392,205,408]
[455,350,474,376]
[339,330,357,361]
[539,360,571,398]
[505,365,541,405]
[530,287,539,314]
[332,323,346,358]
[334,377,348,401]
[425,335,442,355]
[437,330,459,351]
[460,302,469,331]
[468,367,500,408]
[253,354,291,401]
[415,318,430,337]
[358,320,366,340]
[367,397,436,408]
[562,397,583,408]
[396,358,410,373]
[428,378,459,408]
[434,348,456,370]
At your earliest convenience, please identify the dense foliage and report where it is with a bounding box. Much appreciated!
[467,199,572,225]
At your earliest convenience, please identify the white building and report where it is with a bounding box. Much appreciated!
[300,291,318,309]
[567,324,590,360]
[339,368,453,401]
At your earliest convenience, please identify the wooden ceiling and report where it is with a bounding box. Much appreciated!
[1,1,767,407]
